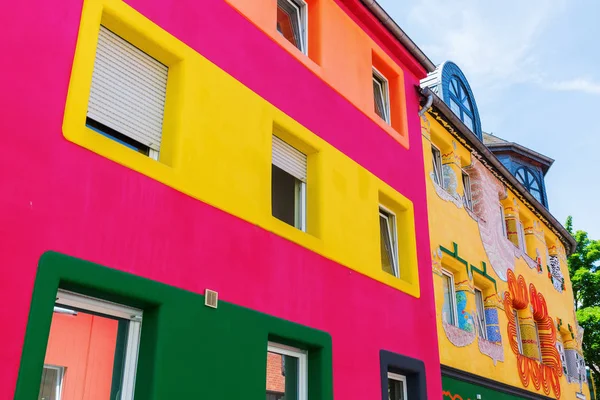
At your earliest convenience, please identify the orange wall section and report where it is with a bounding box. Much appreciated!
[225,0,411,148]
[44,313,118,400]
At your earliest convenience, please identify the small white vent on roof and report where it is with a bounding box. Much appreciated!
[205,289,218,309]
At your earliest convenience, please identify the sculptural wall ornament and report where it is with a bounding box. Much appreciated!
[503,269,562,398]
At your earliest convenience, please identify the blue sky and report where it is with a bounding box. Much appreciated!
[377,0,600,240]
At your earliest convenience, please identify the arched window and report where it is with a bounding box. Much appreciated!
[515,167,543,203]
[448,76,475,131]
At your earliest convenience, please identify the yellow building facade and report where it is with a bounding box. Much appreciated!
[421,62,591,400]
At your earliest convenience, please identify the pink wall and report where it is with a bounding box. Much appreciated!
[0,0,440,398]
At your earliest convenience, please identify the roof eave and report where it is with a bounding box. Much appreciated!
[486,142,554,174]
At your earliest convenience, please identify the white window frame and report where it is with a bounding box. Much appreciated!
[500,205,507,239]
[474,288,487,339]
[295,180,307,232]
[277,0,308,54]
[267,342,308,400]
[372,67,391,124]
[55,290,143,400]
[42,364,64,400]
[517,220,526,251]
[462,169,472,210]
[514,309,523,354]
[431,144,443,187]
[387,372,409,400]
[441,269,458,326]
[379,205,399,278]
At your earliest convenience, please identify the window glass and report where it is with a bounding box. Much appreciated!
[535,322,543,361]
[387,372,408,400]
[463,113,473,130]
[517,221,526,251]
[272,165,302,227]
[38,366,63,400]
[39,291,142,400]
[474,289,487,339]
[431,146,443,186]
[379,208,398,277]
[277,0,305,53]
[449,99,461,116]
[448,77,475,131]
[373,70,390,123]
[557,341,568,375]
[462,170,472,209]
[500,206,507,238]
[442,272,456,326]
[515,167,543,204]
[267,343,307,400]
[514,310,523,353]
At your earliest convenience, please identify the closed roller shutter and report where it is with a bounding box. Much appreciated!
[87,26,168,152]
[272,135,307,181]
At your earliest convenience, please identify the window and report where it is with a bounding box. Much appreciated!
[441,270,458,326]
[534,322,543,361]
[448,76,475,131]
[380,350,427,400]
[267,342,308,400]
[272,135,307,230]
[474,288,487,339]
[373,68,391,123]
[514,309,523,354]
[87,26,168,161]
[379,206,399,277]
[500,205,508,239]
[517,220,526,251]
[276,0,307,54]
[431,145,443,187]
[515,167,543,204]
[556,341,568,375]
[387,372,408,400]
[462,170,472,210]
[38,365,63,400]
[38,290,143,400]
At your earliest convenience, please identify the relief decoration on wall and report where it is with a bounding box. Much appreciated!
[503,269,562,399]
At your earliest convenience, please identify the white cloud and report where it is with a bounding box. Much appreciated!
[402,0,566,90]
[545,78,600,94]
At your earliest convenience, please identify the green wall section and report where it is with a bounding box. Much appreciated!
[443,375,526,400]
[15,252,333,400]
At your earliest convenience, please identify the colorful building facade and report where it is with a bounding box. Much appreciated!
[1,0,444,399]
[420,61,591,400]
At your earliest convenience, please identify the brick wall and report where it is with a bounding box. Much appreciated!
[266,352,285,393]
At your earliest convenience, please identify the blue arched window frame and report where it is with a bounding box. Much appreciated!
[515,167,544,204]
[448,76,475,132]
[438,62,483,140]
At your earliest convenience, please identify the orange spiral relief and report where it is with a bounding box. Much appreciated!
[505,270,562,398]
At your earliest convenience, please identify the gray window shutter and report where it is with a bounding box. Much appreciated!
[87,26,168,151]
[272,135,307,181]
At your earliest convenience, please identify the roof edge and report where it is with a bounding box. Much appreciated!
[420,87,576,254]
[360,0,436,73]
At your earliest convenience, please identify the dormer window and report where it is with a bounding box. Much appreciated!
[448,76,475,131]
[515,167,543,203]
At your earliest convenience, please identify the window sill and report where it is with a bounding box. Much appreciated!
[372,116,409,149]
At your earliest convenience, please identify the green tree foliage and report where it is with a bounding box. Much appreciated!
[565,216,600,380]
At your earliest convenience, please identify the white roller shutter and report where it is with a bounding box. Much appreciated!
[87,26,168,152]
[272,135,307,181]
